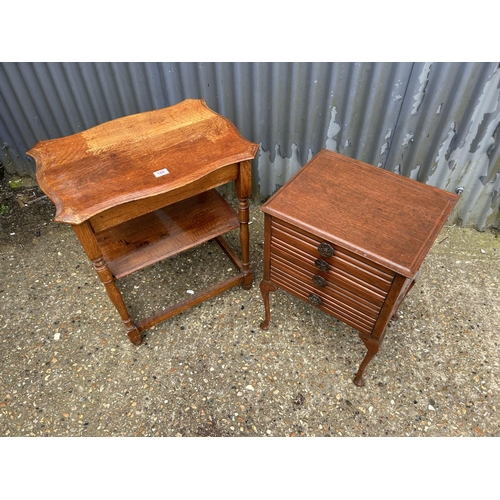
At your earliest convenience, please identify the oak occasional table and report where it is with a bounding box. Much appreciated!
[27,99,258,345]
[259,149,458,386]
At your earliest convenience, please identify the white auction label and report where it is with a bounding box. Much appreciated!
[153,168,169,177]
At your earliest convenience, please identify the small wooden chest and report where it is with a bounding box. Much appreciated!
[259,149,458,386]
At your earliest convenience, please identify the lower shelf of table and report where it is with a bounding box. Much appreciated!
[94,189,240,279]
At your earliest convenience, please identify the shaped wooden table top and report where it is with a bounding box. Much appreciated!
[27,99,259,225]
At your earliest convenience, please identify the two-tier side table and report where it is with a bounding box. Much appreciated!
[27,99,258,345]
[259,149,458,386]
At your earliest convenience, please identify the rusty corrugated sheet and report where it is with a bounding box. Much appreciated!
[0,62,498,228]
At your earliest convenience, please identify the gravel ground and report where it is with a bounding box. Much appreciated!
[1,173,499,440]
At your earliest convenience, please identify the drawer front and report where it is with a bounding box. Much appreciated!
[269,218,396,334]
[271,266,375,336]
[272,219,395,290]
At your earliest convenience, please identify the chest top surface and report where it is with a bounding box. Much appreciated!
[261,149,458,278]
[27,99,258,225]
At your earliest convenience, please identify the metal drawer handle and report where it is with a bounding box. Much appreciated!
[314,258,330,273]
[312,274,327,287]
[309,293,322,306]
[318,242,334,258]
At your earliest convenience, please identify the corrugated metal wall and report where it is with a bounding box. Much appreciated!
[1,62,499,229]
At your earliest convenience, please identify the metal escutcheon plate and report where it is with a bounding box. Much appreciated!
[308,293,322,306]
[312,274,327,287]
[318,242,334,258]
[315,258,330,273]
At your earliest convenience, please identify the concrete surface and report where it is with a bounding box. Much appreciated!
[1,176,499,438]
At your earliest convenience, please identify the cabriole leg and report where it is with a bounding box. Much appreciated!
[354,334,380,387]
[259,280,277,330]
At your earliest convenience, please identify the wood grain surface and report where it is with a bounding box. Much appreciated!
[261,149,459,278]
[27,99,258,224]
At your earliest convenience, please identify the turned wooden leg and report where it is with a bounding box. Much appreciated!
[354,334,380,387]
[72,221,141,345]
[259,279,277,330]
[238,198,253,290]
[235,160,253,290]
[93,257,142,345]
